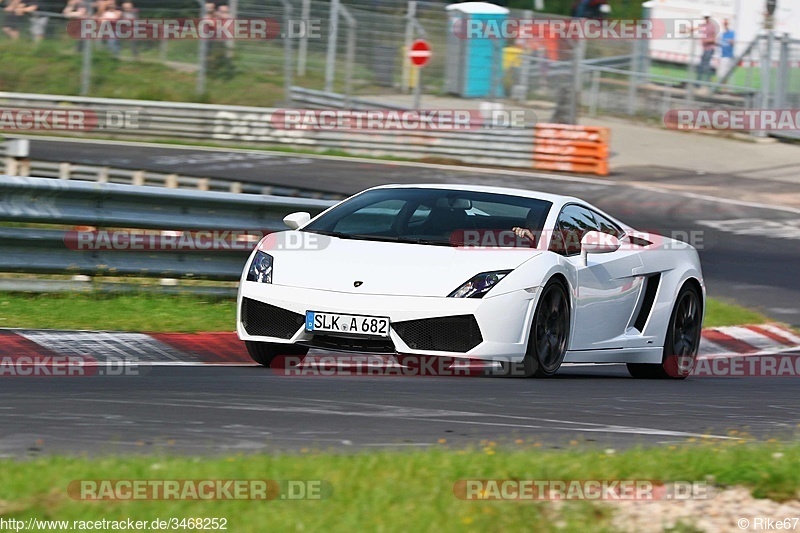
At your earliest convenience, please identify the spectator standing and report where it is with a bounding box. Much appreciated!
[63,0,88,51]
[24,0,47,43]
[696,12,716,83]
[97,0,120,56]
[216,3,233,59]
[2,0,24,40]
[119,1,137,58]
[718,19,735,83]
[208,3,234,78]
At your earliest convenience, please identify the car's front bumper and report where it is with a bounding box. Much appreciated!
[237,281,540,361]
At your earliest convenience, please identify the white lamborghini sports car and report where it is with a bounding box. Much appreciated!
[237,184,705,379]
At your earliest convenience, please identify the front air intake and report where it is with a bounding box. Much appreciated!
[393,315,483,353]
[241,297,305,339]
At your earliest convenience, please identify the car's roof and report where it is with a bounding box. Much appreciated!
[366,183,581,208]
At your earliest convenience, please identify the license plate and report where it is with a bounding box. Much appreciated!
[305,311,390,337]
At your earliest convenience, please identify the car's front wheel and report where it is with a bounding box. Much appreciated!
[245,341,309,367]
[529,279,571,377]
[496,279,570,378]
[627,283,702,379]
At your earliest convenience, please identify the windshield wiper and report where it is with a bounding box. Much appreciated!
[391,236,454,247]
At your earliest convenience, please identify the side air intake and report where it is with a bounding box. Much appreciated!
[633,274,661,332]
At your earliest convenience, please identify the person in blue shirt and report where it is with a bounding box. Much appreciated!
[718,19,735,83]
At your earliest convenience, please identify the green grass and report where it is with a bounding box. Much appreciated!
[0,35,389,105]
[0,292,772,333]
[649,62,800,94]
[703,298,770,328]
[0,292,235,333]
[0,39,283,106]
[0,442,798,532]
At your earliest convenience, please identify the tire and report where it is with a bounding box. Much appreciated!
[502,279,570,378]
[627,283,702,379]
[245,341,309,367]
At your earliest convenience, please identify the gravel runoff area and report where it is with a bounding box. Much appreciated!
[607,486,800,532]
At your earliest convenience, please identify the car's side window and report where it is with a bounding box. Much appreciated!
[549,204,600,256]
[591,210,625,239]
[549,220,567,255]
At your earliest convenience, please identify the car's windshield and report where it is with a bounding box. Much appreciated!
[303,188,552,247]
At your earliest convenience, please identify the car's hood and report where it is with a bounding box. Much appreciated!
[259,232,540,297]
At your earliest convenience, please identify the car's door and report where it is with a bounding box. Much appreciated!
[550,204,643,351]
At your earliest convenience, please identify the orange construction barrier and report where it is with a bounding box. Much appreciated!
[532,123,610,176]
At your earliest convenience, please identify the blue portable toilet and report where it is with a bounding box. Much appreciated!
[445,2,509,98]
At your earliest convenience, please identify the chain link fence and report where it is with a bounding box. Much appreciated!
[1,2,799,133]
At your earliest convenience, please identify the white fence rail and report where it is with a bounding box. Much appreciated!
[0,91,537,168]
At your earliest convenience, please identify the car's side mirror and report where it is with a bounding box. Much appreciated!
[283,212,311,229]
[580,231,620,266]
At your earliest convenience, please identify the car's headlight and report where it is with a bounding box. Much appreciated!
[246,251,273,283]
[448,270,511,298]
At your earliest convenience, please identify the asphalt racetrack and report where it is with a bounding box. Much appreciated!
[1,360,799,457]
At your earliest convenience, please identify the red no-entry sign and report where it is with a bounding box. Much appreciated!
[409,39,432,67]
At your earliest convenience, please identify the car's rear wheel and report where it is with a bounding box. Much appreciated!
[627,283,702,379]
[245,341,309,367]
[495,278,570,378]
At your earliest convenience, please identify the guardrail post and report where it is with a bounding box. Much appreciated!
[230,182,243,194]
[132,171,145,186]
[17,159,30,176]
[97,167,109,183]
[59,162,72,180]
[197,178,210,191]
[4,140,30,176]
[4,158,19,176]
[165,174,179,188]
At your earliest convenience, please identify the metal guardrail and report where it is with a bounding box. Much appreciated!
[10,160,346,199]
[0,175,335,280]
[0,91,538,168]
